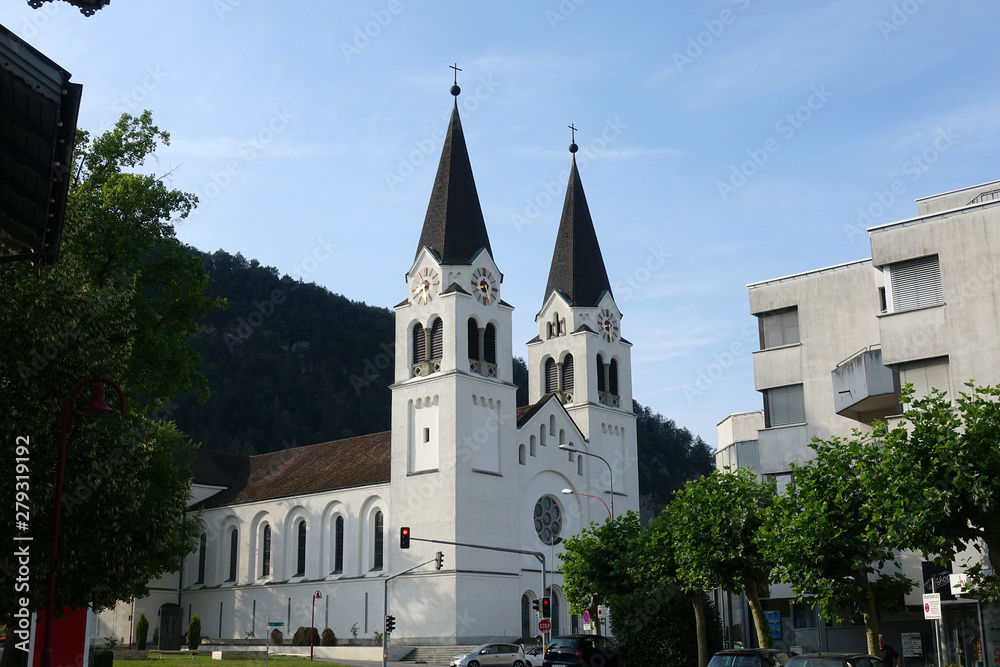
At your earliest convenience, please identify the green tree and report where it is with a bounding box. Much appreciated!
[767,436,913,655]
[559,512,646,634]
[879,384,1000,600]
[0,112,213,663]
[666,468,776,656]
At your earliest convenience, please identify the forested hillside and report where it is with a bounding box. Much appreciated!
[169,249,713,507]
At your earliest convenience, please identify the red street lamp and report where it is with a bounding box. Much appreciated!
[310,590,323,660]
[561,488,612,520]
[42,378,124,667]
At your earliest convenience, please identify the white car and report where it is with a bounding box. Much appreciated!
[451,643,526,667]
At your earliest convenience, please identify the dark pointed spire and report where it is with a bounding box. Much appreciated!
[544,145,613,307]
[415,74,492,265]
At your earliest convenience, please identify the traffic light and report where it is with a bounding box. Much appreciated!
[385,614,396,634]
[532,598,541,617]
[541,597,551,618]
[400,526,410,549]
[434,551,444,570]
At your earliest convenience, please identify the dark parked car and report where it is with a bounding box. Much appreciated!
[786,653,889,667]
[542,635,617,667]
[709,648,798,667]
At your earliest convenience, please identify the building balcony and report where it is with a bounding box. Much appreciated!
[832,347,898,424]
[757,423,811,473]
[878,304,948,366]
[753,343,803,391]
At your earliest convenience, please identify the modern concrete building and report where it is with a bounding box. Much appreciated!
[718,179,1000,666]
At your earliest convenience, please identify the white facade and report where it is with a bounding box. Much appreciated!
[717,178,1000,658]
[97,99,639,647]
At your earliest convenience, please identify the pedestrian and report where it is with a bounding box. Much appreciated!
[879,634,901,667]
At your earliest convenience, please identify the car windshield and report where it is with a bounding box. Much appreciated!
[708,656,762,667]
[548,638,576,649]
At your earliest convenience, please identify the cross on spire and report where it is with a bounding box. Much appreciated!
[450,63,462,85]
[568,123,578,143]
[568,123,579,154]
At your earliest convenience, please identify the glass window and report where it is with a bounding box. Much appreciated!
[296,520,307,577]
[373,510,384,571]
[533,496,563,545]
[196,532,206,584]
[227,528,238,582]
[333,516,344,574]
[764,384,805,427]
[760,307,799,349]
[261,525,271,577]
[887,254,943,312]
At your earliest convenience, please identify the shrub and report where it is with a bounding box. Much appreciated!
[321,628,337,646]
[93,650,114,667]
[136,612,149,650]
[187,614,201,650]
[292,626,320,646]
[270,628,284,645]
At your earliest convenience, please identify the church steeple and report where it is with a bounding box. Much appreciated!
[543,145,612,307]
[415,80,492,266]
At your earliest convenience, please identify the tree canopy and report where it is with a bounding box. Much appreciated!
[0,112,213,650]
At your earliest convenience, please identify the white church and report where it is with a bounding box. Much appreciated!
[96,84,639,647]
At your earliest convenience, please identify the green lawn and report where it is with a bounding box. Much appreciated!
[141,656,352,667]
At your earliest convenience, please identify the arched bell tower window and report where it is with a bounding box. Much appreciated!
[562,354,574,394]
[596,354,606,392]
[468,318,480,361]
[544,358,558,394]
[610,359,620,396]
[484,323,497,364]
[429,318,443,361]
[412,322,426,364]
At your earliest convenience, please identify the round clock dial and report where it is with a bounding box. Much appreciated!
[470,267,499,305]
[598,308,619,342]
[410,267,439,305]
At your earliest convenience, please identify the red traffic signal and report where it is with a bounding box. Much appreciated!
[541,597,551,618]
[400,526,410,549]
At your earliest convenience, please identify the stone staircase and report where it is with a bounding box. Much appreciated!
[400,645,480,664]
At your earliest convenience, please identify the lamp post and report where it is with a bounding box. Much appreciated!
[310,590,322,660]
[561,489,611,521]
[43,378,124,667]
[558,445,614,517]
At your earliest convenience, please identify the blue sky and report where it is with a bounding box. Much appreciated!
[5,0,998,446]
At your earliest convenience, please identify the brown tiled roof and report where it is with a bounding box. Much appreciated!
[516,393,558,427]
[192,431,391,509]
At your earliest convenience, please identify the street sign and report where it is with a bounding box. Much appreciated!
[268,621,284,627]
[923,593,942,620]
[582,610,591,624]
[538,619,551,633]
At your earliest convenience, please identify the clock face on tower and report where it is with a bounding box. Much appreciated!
[598,308,619,343]
[410,267,439,305]
[470,267,499,305]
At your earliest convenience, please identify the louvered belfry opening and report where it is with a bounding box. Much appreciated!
[484,323,497,364]
[609,359,619,396]
[562,354,575,391]
[413,322,426,363]
[597,354,606,392]
[468,318,480,361]
[429,318,444,360]
[545,358,558,394]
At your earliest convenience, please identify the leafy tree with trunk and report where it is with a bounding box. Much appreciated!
[878,384,1000,601]
[666,467,776,659]
[767,435,913,656]
[0,111,215,665]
